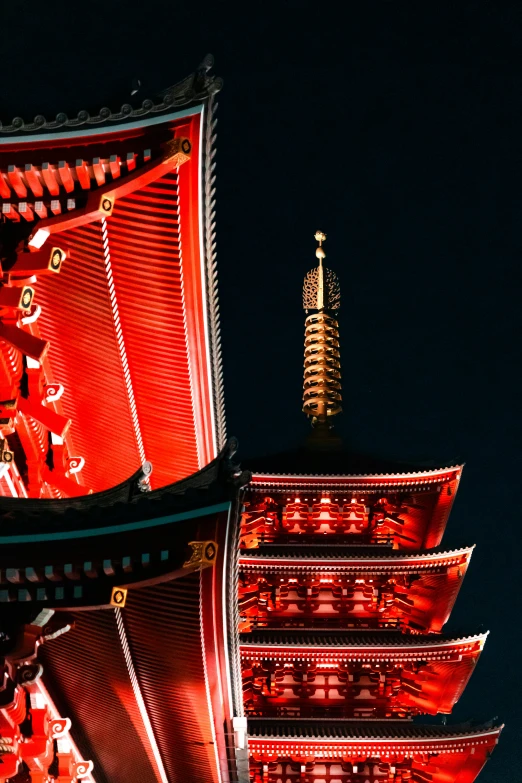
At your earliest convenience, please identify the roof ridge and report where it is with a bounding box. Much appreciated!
[247,717,504,738]
[240,630,488,645]
[0,55,222,137]
[245,544,475,559]
[251,464,464,479]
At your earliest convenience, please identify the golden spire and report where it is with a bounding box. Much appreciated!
[314,230,326,309]
[302,231,342,424]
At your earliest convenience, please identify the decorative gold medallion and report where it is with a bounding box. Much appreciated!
[0,440,14,464]
[110,586,127,607]
[19,286,34,311]
[49,247,65,272]
[183,540,218,569]
[99,195,114,216]
[162,137,192,167]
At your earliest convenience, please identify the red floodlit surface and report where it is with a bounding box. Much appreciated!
[240,633,486,717]
[2,110,220,493]
[238,547,473,633]
[248,469,462,550]
[41,574,223,783]
[242,473,461,551]
[247,723,502,783]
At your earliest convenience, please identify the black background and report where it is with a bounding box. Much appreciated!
[2,2,520,779]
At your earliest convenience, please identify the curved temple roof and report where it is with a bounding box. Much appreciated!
[247,720,502,783]
[239,543,474,565]
[240,630,486,717]
[0,439,249,783]
[247,719,502,741]
[250,463,463,488]
[0,56,225,497]
[0,55,222,138]
[240,629,487,651]
[0,437,247,538]
[238,544,472,634]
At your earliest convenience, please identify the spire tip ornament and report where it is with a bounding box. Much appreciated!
[302,231,342,425]
[315,230,327,261]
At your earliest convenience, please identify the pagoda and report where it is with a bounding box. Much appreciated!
[232,233,502,782]
[0,57,242,783]
[0,59,501,783]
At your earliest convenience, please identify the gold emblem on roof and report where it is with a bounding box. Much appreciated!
[183,540,219,569]
[110,586,128,608]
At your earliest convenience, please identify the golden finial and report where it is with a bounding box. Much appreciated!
[315,230,326,262]
[303,231,340,312]
[302,230,342,424]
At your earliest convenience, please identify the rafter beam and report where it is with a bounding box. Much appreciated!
[2,203,19,221]
[34,201,48,219]
[24,164,44,197]
[92,157,105,186]
[19,202,35,222]
[18,397,71,438]
[109,155,121,179]
[0,322,49,361]
[0,171,10,198]
[10,245,68,276]
[41,162,60,196]
[7,165,27,198]
[58,161,75,193]
[40,466,86,498]
[75,159,91,190]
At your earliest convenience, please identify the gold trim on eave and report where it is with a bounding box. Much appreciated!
[183,540,218,569]
[99,194,114,216]
[110,586,128,607]
[162,136,192,167]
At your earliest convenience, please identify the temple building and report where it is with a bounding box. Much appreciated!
[0,59,501,783]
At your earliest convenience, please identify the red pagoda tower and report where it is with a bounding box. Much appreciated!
[0,60,501,783]
[232,233,502,783]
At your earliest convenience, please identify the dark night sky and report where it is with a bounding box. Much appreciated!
[2,2,520,779]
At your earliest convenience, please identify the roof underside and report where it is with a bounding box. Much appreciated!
[41,574,220,783]
[35,169,200,490]
[0,73,225,497]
